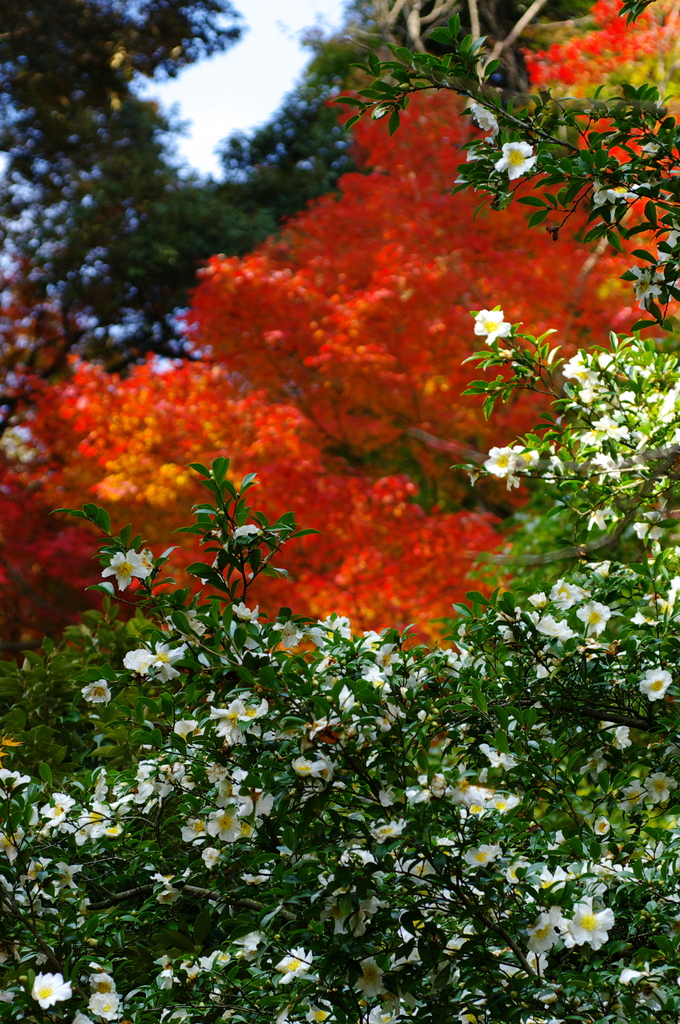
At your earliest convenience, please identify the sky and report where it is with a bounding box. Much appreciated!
[141,0,349,178]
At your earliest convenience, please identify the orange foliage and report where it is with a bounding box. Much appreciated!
[525,0,680,93]
[15,90,639,640]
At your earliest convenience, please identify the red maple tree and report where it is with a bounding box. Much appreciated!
[11,79,641,641]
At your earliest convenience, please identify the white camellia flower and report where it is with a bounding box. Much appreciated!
[479,744,518,770]
[474,309,512,344]
[232,524,261,542]
[535,614,575,642]
[639,667,672,701]
[31,972,73,1009]
[370,819,407,841]
[590,414,629,442]
[565,898,615,950]
[580,748,606,776]
[233,931,264,960]
[527,907,564,953]
[484,445,538,489]
[81,680,112,704]
[291,755,334,781]
[593,816,610,836]
[354,957,385,997]
[275,948,313,983]
[562,353,599,400]
[41,793,76,831]
[307,1007,332,1023]
[211,696,268,746]
[278,620,306,648]
[101,549,152,591]
[148,642,187,682]
[201,846,221,868]
[233,602,260,621]
[89,973,116,997]
[368,1003,401,1024]
[490,793,520,813]
[576,601,612,636]
[53,861,82,888]
[644,771,677,804]
[613,725,632,749]
[593,182,638,205]
[630,265,664,308]
[464,844,501,868]
[618,779,645,811]
[181,818,207,844]
[122,648,155,675]
[494,141,537,180]
[206,807,241,842]
[550,579,589,610]
[173,719,202,739]
[468,101,499,136]
[588,506,616,531]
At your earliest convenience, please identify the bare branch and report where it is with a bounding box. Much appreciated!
[485,0,550,65]
[407,426,488,463]
[576,707,655,731]
[468,0,481,40]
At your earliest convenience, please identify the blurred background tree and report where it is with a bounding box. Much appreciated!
[5,0,660,647]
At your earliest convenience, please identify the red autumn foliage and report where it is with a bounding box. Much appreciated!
[525,0,680,93]
[12,81,640,643]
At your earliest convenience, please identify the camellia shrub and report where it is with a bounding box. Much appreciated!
[3,318,680,1024]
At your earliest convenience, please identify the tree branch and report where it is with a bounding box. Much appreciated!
[89,884,296,919]
[575,707,655,730]
[485,0,551,65]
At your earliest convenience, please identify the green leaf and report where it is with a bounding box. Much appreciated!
[39,762,53,785]
[193,909,212,945]
[528,208,550,227]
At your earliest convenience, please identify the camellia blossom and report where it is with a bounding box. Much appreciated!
[31,972,73,1009]
[639,667,672,701]
[618,779,645,811]
[211,696,268,746]
[232,524,261,542]
[613,725,631,749]
[494,141,537,180]
[101,549,152,591]
[644,771,677,804]
[562,353,599,398]
[148,642,187,682]
[593,182,638,205]
[473,309,512,344]
[550,579,589,610]
[468,101,499,136]
[173,719,202,739]
[576,601,612,636]
[527,907,564,953]
[484,445,538,489]
[630,265,664,308]
[354,957,385,998]
[479,744,518,770]
[88,990,120,1019]
[535,614,575,642]
[275,948,313,983]
[81,680,112,704]
[370,819,407,841]
[233,602,260,621]
[464,844,501,868]
[565,898,615,950]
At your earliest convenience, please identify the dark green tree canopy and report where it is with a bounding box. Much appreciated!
[217,33,361,234]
